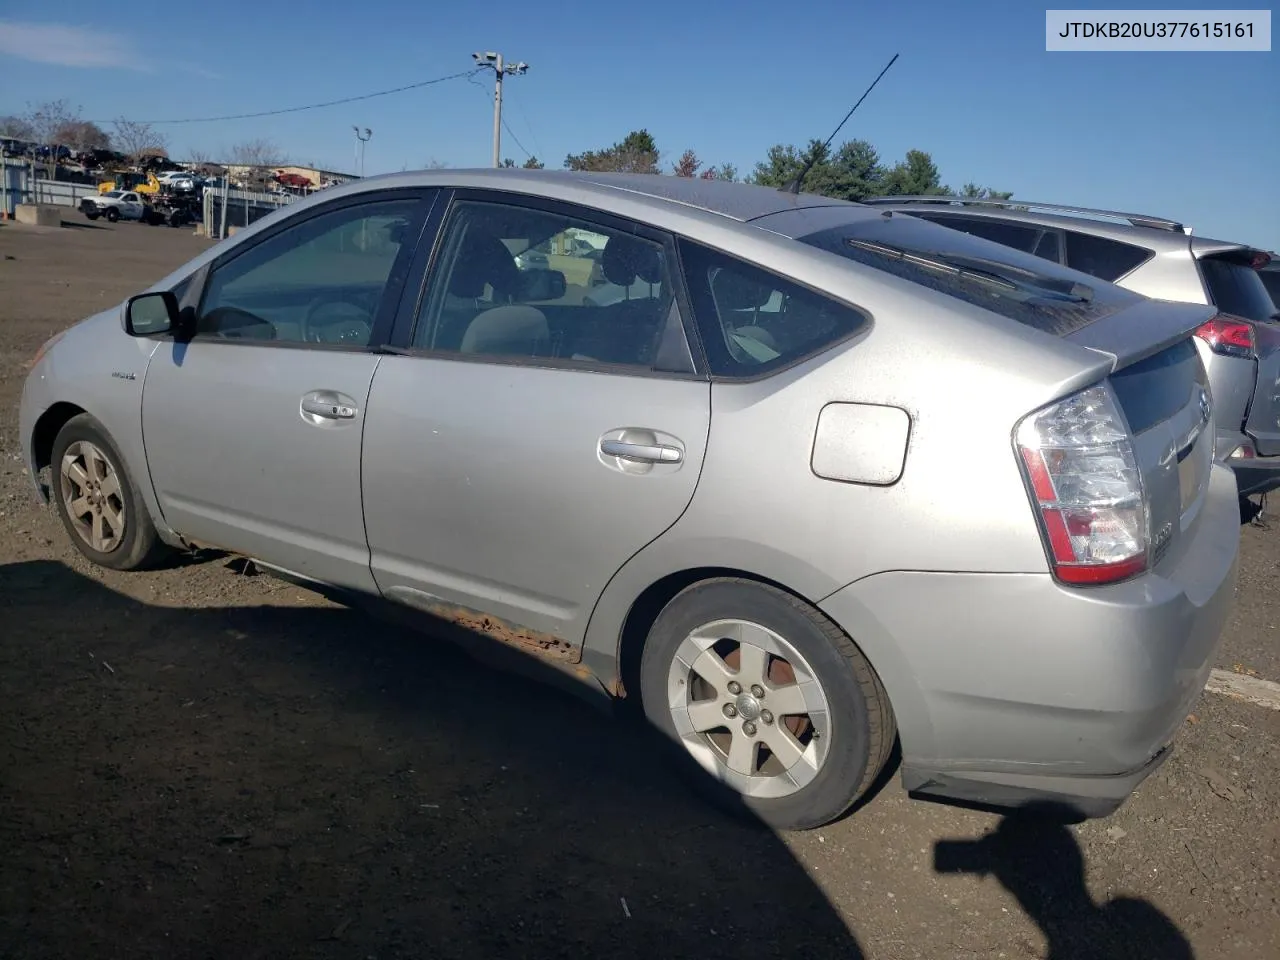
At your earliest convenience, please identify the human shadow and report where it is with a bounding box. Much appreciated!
[935,802,1194,960]
[0,559,865,960]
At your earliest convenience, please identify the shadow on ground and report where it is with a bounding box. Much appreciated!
[936,804,1194,959]
[0,559,1195,959]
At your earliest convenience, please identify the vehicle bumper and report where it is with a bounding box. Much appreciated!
[1226,452,1280,497]
[819,462,1240,819]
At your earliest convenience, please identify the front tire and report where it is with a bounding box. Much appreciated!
[50,414,169,571]
[105,207,119,222]
[640,578,895,831]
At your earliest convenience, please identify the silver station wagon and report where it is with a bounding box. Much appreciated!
[20,171,1240,830]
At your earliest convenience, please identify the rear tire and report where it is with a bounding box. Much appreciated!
[639,578,896,831]
[50,414,170,571]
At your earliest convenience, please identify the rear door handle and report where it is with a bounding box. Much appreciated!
[300,392,357,420]
[599,439,683,464]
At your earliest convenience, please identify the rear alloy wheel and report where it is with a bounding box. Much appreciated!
[50,414,169,571]
[640,578,895,830]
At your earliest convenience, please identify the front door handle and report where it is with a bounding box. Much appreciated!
[300,392,357,421]
[599,439,683,464]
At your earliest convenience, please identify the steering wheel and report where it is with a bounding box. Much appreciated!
[300,296,373,345]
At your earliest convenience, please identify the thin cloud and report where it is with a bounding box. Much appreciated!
[0,20,146,70]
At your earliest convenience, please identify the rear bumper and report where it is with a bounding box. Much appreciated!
[1227,453,1280,497]
[819,463,1240,819]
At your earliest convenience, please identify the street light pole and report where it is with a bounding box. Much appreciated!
[352,126,372,178]
[472,52,528,168]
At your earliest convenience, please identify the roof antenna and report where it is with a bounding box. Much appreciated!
[782,52,900,196]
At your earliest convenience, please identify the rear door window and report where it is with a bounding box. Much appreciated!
[679,239,869,377]
[1063,231,1152,281]
[1199,256,1278,322]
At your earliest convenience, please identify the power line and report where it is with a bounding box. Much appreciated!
[506,85,544,161]
[91,69,483,126]
[501,117,531,160]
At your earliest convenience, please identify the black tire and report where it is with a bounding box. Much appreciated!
[50,413,170,571]
[84,211,99,221]
[105,207,119,222]
[639,578,896,831]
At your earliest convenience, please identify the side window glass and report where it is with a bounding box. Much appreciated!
[916,214,1041,254]
[197,198,420,345]
[1063,231,1152,282]
[1032,229,1062,263]
[678,240,868,378]
[415,200,676,370]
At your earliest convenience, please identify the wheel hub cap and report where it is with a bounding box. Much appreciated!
[734,693,762,721]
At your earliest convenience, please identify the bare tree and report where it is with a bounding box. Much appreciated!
[113,118,168,163]
[52,121,111,153]
[422,156,449,170]
[228,138,283,169]
[0,115,36,141]
[23,99,80,146]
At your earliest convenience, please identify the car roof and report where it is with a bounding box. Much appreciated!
[326,168,869,224]
[862,196,1266,257]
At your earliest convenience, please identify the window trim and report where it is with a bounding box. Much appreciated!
[388,187,706,382]
[676,236,874,384]
[155,186,439,353]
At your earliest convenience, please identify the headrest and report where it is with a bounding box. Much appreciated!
[711,268,774,311]
[459,305,550,355]
[601,235,663,288]
[448,230,520,299]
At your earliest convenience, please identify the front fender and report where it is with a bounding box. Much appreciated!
[18,307,177,543]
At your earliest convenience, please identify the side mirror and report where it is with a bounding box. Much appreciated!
[125,290,179,336]
[518,268,566,302]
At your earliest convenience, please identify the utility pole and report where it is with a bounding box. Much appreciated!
[352,126,372,178]
[471,51,528,168]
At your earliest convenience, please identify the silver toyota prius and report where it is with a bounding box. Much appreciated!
[19,170,1240,830]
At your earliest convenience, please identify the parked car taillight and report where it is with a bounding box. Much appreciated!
[1016,382,1148,585]
[1194,314,1255,359]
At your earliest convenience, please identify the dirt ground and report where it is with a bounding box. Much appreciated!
[1,218,1277,960]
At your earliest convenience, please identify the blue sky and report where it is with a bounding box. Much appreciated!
[1,1,1276,247]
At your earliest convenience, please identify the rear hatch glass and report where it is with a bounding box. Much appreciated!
[1199,255,1277,323]
[798,213,1139,337]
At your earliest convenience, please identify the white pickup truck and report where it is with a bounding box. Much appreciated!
[79,190,160,223]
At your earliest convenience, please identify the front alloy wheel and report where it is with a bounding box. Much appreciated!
[49,413,169,571]
[60,440,127,553]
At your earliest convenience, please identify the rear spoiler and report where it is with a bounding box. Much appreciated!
[1190,237,1272,269]
[1063,296,1217,371]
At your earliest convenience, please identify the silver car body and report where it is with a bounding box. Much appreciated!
[20,171,1239,818]
[864,197,1280,497]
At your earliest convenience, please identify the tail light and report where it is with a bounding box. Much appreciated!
[1016,382,1148,585]
[1194,314,1255,359]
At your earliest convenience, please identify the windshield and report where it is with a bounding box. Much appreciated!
[798,212,1137,336]
[1199,256,1277,322]
[104,191,123,199]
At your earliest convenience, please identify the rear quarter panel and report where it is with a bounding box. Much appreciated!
[581,231,1117,676]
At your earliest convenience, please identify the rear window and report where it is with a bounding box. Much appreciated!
[1259,269,1280,308]
[1063,231,1152,281]
[799,213,1137,337]
[1199,256,1277,322]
